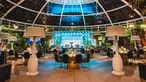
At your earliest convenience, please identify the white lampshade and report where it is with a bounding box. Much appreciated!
[0,32,9,39]
[30,37,40,41]
[23,27,45,38]
[108,36,119,40]
[8,36,17,41]
[131,35,140,40]
[106,26,125,37]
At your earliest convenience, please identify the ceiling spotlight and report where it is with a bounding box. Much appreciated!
[71,22,74,25]
[45,28,48,32]
[13,24,18,29]
[130,15,133,18]
[129,23,134,28]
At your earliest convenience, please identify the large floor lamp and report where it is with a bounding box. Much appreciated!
[106,26,125,75]
[23,27,45,76]
[0,32,9,50]
[109,36,119,52]
[0,32,9,64]
[8,36,17,50]
[130,35,140,50]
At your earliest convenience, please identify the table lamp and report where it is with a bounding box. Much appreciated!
[0,32,9,50]
[106,26,125,75]
[23,27,45,76]
[8,36,17,50]
[130,35,140,50]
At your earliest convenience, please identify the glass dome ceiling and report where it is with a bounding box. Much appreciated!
[0,0,146,27]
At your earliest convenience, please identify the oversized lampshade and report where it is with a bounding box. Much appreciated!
[108,36,119,40]
[23,27,45,38]
[30,37,40,41]
[8,36,17,41]
[0,32,9,39]
[131,35,140,40]
[106,26,125,37]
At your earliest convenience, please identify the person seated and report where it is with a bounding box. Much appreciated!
[26,46,32,54]
[138,48,145,58]
[62,49,66,54]
[53,49,57,54]
[90,49,95,58]
[80,48,85,53]
[2,45,9,52]
[81,52,87,61]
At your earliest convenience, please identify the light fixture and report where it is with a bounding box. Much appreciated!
[129,23,134,28]
[106,26,125,75]
[23,27,45,76]
[13,24,18,29]
[0,32,9,50]
[8,36,18,50]
[71,22,74,25]
[131,35,140,50]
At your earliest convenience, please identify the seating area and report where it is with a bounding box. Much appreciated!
[54,49,90,69]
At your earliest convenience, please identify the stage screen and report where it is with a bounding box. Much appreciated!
[53,31,94,48]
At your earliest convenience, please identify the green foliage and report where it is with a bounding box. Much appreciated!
[105,42,112,46]
[44,41,49,49]
[119,22,145,46]
[50,45,56,49]
[133,25,145,38]
[0,24,27,52]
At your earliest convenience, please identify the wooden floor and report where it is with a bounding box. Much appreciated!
[8,54,146,82]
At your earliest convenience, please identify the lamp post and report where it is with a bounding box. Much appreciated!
[23,27,45,76]
[106,26,125,75]
[130,35,140,50]
[8,36,17,50]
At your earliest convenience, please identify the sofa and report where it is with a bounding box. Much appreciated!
[138,63,146,80]
[0,64,11,82]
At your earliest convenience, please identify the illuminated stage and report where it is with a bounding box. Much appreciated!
[52,31,95,48]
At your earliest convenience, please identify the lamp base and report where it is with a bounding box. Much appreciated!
[26,54,38,76]
[26,71,39,76]
[112,51,125,76]
[112,71,125,75]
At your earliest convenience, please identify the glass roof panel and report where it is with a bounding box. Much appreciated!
[0,0,146,27]
[63,5,82,15]
[5,7,37,23]
[0,0,14,17]
[35,14,60,26]
[48,2,63,15]
[11,0,20,3]
[82,2,97,14]
[108,6,140,23]
[85,14,110,25]
[61,16,84,26]
[50,0,95,5]
[20,0,46,11]
[99,0,125,10]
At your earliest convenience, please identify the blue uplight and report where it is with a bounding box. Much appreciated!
[27,38,41,44]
